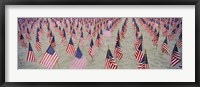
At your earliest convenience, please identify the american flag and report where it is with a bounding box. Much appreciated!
[40,45,59,69]
[100,29,103,35]
[170,44,181,67]
[168,29,176,42]
[114,40,123,60]
[138,50,149,69]
[152,32,159,47]
[177,33,182,48]
[47,29,51,38]
[37,28,42,38]
[88,39,95,58]
[114,31,123,60]
[116,30,120,41]
[66,37,76,55]
[61,29,67,46]
[80,26,83,32]
[87,29,92,41]
[19,34,27,48]
[135,34,143,50]
[26,28,32,40]
[49,31,53,41]
[120,28,125,39]
[22,25,26,34]
[162,25,169,36]
[72,28,76,42]
[162,37,168,54]
[92,27,96,37]
[104,26,112,37]
[105,48,118,69]
[95,33,102,48]
[18,31,21,40]
[79,31,84,46]
[50,36,56,48]
[70,46,86,69]
[134,43,144,62]
[26,43,37,62]
[55,23,59,32]
[35,34,41,52]
[58,26,62,36]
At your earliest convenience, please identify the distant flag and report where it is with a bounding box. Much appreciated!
[162,37,168,54]
[19,34,27,48]
[104,26,112,37]
[59,26,62,36]
[95,33,102,48]
[92,27,96,36]
[134,43,144,62]
[30,24,34,34]
[47,29,51,38]
[70,46,86,69]
[55,23,59,32]
[40,45,59,69]
[80,26,83,32]
[66,37,76,55]
[100,29,103,35]
[18,31,21,40]
[116,30,120,41]
[35,34,41,52]
[37,27,42,38]
[162,25,169,36]
[138,50,149,69]
[79,31,84,46]
[114,40,123,60]
[152,32,159,47]
[168,29,176,42]
[135,34,143,50]
[177,33,182,48]
[170,44,181,67]
[26,28,32,40]
[87,29,92,41]
[48,31,53,43]
[120,28,125,39]
[61,29,67,46]
[26,43,37,62]
[50,36,56,48]
[105,48,118,69]
[22,25,26,34]
[72,28,76,42]
[88,39,95,59]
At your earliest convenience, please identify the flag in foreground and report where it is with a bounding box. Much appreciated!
[19,34,27,48]
[40,45,59,69]
[138,50,149,69]
[26,43,37,62]
[114,40,123,60]
[66,37,76,55]
[70,46,86,69]
[88,39,95,59]
[105,48,118,69]
[177,33,182,48]
[134,43,144,62]
[35,34,41,52]
[170,44,181,67]
[162,37,168,54]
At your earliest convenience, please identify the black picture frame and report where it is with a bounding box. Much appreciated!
[0,0,199,87]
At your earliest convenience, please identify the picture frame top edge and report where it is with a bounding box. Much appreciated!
[1,0,199,5]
